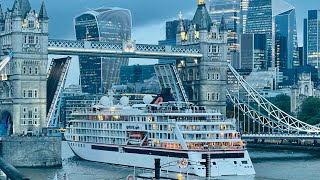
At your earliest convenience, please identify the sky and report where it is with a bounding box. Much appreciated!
[1,0,320,85]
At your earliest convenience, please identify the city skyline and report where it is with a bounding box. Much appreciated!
[1,0,319,86]
[1,0,319,45]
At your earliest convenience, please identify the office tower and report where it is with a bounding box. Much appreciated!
[240,34,267,69]
[303,18,308,66]
[241,0,297,69]
[275,9,299,70]
[298,47,304,67]
[209,0,241,68]
[120,65,156,84]
[305,10,320,68]
[75,8,132,94]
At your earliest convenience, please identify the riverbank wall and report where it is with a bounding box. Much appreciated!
[0,136,62,167]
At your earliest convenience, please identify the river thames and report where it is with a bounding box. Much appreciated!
[18,142,320,180]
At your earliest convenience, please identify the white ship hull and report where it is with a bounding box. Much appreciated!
[68,141,255,177]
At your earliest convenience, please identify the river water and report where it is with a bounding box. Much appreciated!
[18,142,320,180]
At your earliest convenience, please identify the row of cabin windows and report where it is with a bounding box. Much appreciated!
[207,93,220,101]
[23,89,38,98]
[23,66,38,75]
[24,36,39,44]
[207,73,220,80]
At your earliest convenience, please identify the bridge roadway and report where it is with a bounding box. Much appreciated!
[47,39,203,59]
[242,133,320,140]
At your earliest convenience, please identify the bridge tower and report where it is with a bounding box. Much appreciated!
[176,0,228,114]
[0,0,48,135]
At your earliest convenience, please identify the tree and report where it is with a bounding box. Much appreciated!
[269,94,291,114]
[298,97,320,125]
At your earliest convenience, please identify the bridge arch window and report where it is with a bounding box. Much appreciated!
[216,93,220,101]
[196,71,200,80]
[35,36,39,44]
[28,21,35,29]
[213,33,217,39]
[34,67,38,75]
[34,90,38,98]
[28,36,35,44]
[28,90,33,98]
[188,69,194,81]
[23,66,27,74]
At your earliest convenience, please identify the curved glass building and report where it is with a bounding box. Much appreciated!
[75,8,132,94]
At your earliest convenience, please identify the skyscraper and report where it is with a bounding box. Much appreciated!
[75,8,132,94]
[303,18,308,66]
[241,0,297,69]
[240,34,267,69]
[209,0,241,68]
[275,9,299,70]
[305,10,320,68]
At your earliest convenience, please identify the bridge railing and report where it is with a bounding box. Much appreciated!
[48,39,202,57]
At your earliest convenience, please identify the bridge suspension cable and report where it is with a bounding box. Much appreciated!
[227,64,320,133]
[0,52,13,72]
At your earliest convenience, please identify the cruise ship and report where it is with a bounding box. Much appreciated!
[65,92,256,177]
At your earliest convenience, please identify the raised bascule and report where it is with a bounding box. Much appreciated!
[0,0,319,139]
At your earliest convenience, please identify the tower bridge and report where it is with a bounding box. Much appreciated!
[47,39,203,59]
[0,0,319,140]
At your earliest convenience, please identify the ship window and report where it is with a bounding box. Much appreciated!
[242,161,248,164]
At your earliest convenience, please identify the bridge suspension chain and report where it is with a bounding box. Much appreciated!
[227,64,320,133]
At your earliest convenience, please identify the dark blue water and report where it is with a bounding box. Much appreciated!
[17,142,320,180]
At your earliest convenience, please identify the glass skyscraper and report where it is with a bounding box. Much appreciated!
[209,0,241,68]
[305,10,320,68]
[240,34,267,69]
[275,9,299,70]
[75,8,132,94]
[241,0,297,69]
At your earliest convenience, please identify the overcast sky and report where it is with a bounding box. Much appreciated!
[1,0,320,85]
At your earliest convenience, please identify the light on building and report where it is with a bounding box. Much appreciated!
[1,74,7,81]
